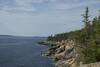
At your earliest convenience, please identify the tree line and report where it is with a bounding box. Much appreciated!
[47,7,100,64]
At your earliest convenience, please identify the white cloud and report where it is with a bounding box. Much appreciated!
[0,0,99,13]
[0,0,99,36]
[2,6,36,12]
[51,0,100,10]
[0,8,83,36]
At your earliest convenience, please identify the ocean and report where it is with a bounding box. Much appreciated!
[0,36,54,67]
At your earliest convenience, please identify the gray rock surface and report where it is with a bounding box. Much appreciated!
[46,40,79,67]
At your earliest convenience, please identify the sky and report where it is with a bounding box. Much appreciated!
[0,0,100,36]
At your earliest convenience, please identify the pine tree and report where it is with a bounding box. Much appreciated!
[82,7,91,37]
[81,7,95,63]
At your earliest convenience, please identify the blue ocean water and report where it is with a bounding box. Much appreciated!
[0,36,54,67]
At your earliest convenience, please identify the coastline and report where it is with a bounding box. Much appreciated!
[39,40,100,67]
[39,40,80,67]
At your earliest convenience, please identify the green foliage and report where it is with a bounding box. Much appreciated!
[47,7,100,64]
[96,48,100,60]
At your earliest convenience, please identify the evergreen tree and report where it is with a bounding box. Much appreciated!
[82,7,91,37]
[47,8,100,63]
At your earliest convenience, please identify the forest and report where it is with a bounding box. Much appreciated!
[47,7,100,64]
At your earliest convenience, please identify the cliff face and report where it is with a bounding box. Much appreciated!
[46,40,80,67]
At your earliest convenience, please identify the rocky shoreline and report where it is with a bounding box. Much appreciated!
[40,40,80,67]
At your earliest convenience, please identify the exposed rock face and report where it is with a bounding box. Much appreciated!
[46,40,80,67]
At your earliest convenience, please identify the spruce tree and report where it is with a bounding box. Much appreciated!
[81,7,94,63]
[82,7,91,37]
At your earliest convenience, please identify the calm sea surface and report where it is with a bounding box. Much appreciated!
[0,36,54,67]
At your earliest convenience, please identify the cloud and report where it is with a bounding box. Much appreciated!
[0,8,84,36]
[0,0,100,36]
[51,0,100,10]
[1,6,36,13]
[0,0,37,13]
[0,0,99,13]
